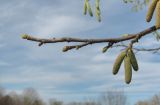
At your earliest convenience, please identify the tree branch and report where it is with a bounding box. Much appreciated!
[22,26,159,52]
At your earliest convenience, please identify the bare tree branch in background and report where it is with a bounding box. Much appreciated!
[99,91,127,105]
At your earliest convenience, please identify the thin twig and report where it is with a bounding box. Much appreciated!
[114,44,160,53]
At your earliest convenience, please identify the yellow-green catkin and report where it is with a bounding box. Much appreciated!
[128,49,139,71]
[95,0,101,22]
[124,55,132,84]
[146,0,159,22]
[83,0,88,15]
[86,0,93,16]
[156,0,160,28]
[112,51,126,75]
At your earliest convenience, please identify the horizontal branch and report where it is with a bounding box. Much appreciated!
[22,26,157,43]
[22,26,159,51]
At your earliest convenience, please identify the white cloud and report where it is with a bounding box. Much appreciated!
[91,53,115,63]
[32,15,101,37]
[0,65,77,86]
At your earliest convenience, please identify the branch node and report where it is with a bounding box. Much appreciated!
[38,42,44,46]
[102,42,114,53]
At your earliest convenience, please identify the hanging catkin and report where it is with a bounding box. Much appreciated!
[84,0,88,15]
[86,0,93,16]
[95,0,101,22]
[156,0,160,28]
[146,0,159,22]
[128,49,139,71]
[124,55,132,84]
[113,51,126,75]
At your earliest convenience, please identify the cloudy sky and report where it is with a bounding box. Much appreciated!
[0,0,160,104]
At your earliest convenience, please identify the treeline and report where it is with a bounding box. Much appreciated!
[0,87,127,105]
[135,94,160,105]
[0,87,45,105]
[0,87,160,105]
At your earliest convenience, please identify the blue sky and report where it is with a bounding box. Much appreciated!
[0,0,160,104]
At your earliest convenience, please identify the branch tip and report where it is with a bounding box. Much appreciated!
[62,46,69,52]
[21,34,29,39]
[102,47,108,53]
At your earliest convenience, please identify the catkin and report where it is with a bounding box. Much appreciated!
[95,8,101,22]
[83,0,87,15]
[146,0,159,22]
[128,49,139,71]
[113,51,126,75]
[86,1,93,16]
[124,55,132,84]
[156,0,160,28]
[95,0,101,22]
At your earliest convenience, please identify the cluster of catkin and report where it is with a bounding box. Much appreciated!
[146,0,160,28]
[112,49,139,84]
[84,0,101,22]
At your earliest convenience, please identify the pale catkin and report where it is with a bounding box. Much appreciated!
[96,8,101,22]
[112,51,126,75]
[83,0,87,15]
[128,49,139,71]
[86,1,93,17]
[156,0,160,28]
[124,55,132,84]
[95,0,101,22]
[146,0,159,22]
